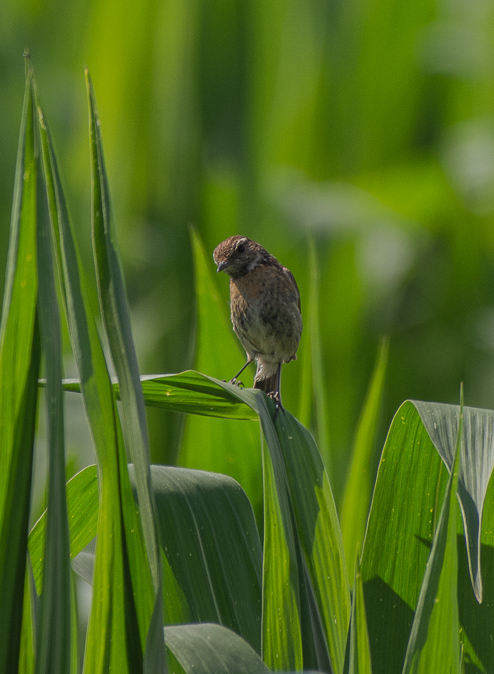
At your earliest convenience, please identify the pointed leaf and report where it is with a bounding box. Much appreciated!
[35,78,71,673]
[402,405,462,673]
[37,75,145,674]
[0,57,40,672]
[344,557,372,674]
[413,401,494,601]
[86,68,165,671]
[341,338,389,573]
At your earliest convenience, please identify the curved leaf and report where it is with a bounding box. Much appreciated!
[0,58,39,672]
[164,623,270,674]
[402,404,462,673]
[413,401,494,601]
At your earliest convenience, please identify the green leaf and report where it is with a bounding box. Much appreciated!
[402,402,462,673]
[86,68,165,672]
[272,411,350,673]
[30,461,264,656]
[164,623,270,674]
[361,400,494,672]
[298,238,331,471]
[259,408,303,672]
[35,71,72,672]
[37,70,145,674]
[180,230,263,517]
[413,401,494,602]
[341,337,389,573]
[62,368,350,672]
[29,465,99,593]
[344,556,372,674]
[137,465,262,653]
[361,403,446,672]
[192,376,349,673]
[63,371,257,420]
[0,56,40,672]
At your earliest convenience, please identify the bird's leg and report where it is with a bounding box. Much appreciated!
[229,356,254,387]
[267,363,284,418]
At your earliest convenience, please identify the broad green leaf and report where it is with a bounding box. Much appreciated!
[413,401,494,602]
[197,376,349,673]
[86,69,165,671]
[164,623,270,674]
[272,411,350,673]
[361,400,494,673]
[29,465,98,592]
[0,57,40,672]
[30,461,264,655]
[344,557,372,674]
[38,74,145,674]
[135,465,262,653]
[62,371,258,420]
[62,369,350,672]
[361,402,447,672]
[341,337,389,573]
[402,403,462,673]
[259,408,303,672]
[180,230,263,516]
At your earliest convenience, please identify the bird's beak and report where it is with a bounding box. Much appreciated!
[216,260,231,273]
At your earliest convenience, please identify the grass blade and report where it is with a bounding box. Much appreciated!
[0,56,40,672]
[29,465,98,592]
[35,74,71,673]
[344,556,372,674]
[86,69,166,671]
[37,78,145,674]
[341,337,389,573]
[298,238,331,471]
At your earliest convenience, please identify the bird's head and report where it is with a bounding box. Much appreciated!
[213,236,266,278]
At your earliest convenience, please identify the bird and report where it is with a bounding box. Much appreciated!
[213,235,302,413]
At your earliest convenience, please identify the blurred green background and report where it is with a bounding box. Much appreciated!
[2,0,494,501]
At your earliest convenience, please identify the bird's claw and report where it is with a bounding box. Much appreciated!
[267,391,284,419]
[229,377,245,388]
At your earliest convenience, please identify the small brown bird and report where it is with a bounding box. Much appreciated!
[213,235,302,412]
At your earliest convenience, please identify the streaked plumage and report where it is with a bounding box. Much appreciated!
[213,235,302,412]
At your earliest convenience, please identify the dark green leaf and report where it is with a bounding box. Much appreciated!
[86,68,165,672]
[164,623,270,674]
[35,77,72,673]
[0,56,40,672]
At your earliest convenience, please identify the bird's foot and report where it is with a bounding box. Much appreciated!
[229,377,245,388]
[267,391,285,419]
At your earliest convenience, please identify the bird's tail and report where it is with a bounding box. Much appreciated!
[253,372,278,394]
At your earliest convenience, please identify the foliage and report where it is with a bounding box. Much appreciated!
[1,57,494,674]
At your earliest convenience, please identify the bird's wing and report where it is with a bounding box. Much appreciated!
[283,267,301,312]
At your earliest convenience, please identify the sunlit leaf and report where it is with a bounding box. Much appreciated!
[402,402,462,674]
[86,68,165,671]
[164,623,270,674]
[341,337,389,573]
[0,56,40,672]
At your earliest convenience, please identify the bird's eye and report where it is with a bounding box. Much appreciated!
[237,243,246,254]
